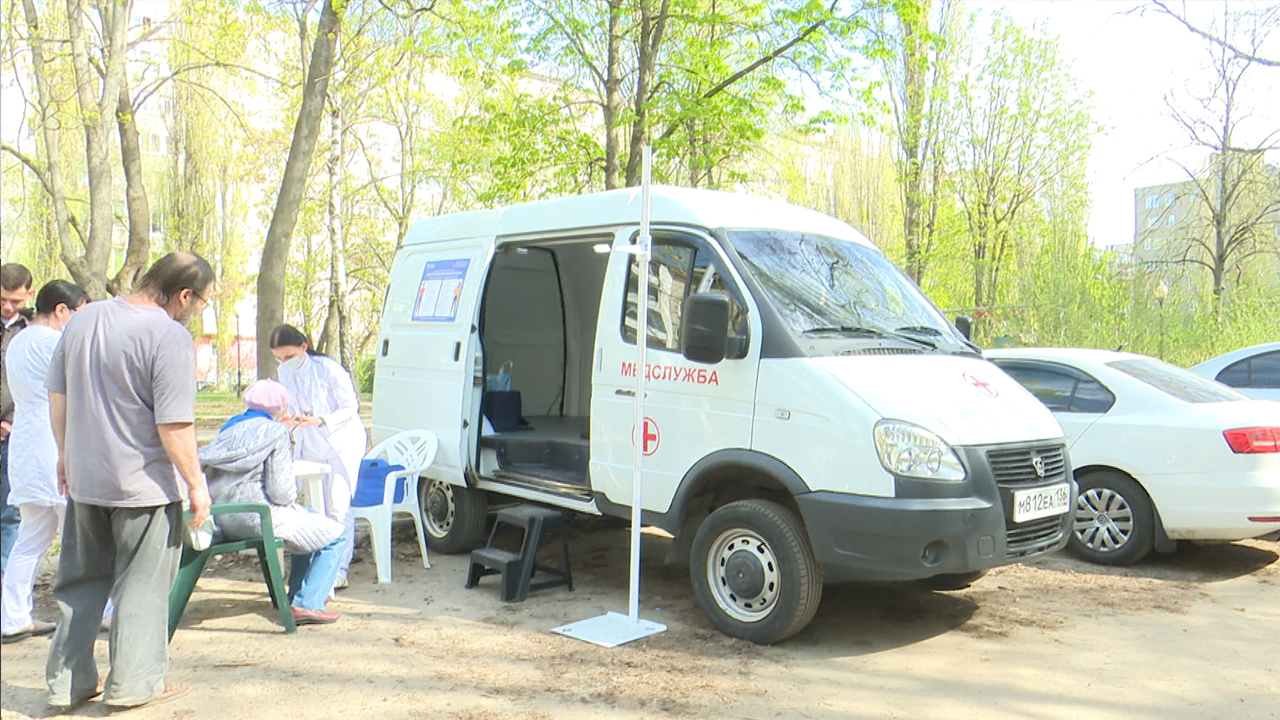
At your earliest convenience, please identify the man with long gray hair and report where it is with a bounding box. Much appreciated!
[44,253,213,709]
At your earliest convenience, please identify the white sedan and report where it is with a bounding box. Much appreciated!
[1188,341,1280,402]
[986,348,1280,565]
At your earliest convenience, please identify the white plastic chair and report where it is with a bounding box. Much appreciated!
[352,430,438,583]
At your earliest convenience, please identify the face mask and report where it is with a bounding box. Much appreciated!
[280,354,306,371]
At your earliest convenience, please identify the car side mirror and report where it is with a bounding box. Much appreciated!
[681,293,731,364]
[955,315,973,341]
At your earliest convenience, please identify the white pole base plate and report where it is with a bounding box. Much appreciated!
[552,612,667,648]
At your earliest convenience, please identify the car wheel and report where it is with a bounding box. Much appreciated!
[690,499,823,644]
[419,478,487,554]
[1070,470,1154,565]
[921,570,989,591]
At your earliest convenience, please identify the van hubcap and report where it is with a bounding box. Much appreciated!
[424,481,455,537]
[706,529,779,623]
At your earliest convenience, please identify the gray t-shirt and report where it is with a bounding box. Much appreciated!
[46,297,197,507]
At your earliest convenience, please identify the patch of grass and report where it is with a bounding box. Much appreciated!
[195,391,372,431]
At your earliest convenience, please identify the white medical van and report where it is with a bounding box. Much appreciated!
[373,186,1073,643]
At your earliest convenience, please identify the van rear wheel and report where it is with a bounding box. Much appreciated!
[420,479,487,554]
[690,499,822,644]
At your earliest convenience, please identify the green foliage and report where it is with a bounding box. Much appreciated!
[356,354,377,393]
[2,0,1271,372]
[949,17,1097,321]
[520,0,867,187]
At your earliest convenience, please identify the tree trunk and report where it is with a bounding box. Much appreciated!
[624,0,671,187]
[602,0,624,190]
[65,0,129,299]
[322,95,351,371]
[18,0,87,287]
[897,0,931,284]
[109,81,152,296]
[257,0,344,378]
[214,175,232,391]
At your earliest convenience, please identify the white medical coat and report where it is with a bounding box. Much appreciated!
[277,353,367,509]
[4,324,64,507]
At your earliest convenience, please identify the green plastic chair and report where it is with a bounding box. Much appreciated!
[168,503,297,639]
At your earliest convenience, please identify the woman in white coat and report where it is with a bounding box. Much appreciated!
[269,325,367,589]
[1,281,86,643]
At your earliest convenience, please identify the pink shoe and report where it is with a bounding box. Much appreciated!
[291,607,340,625]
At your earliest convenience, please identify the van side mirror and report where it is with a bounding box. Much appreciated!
[955,315,973,341]
[681,293,731,364]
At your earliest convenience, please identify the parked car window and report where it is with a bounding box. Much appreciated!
[1250,351,1280,388]
[1216,358,1251,387]
[998,366,1076,412]
[1071,377,1116,413]
[1219,351,1280,389]
[622,238,745,353]
[1109,359,1244,403]
[997,363,1116,413]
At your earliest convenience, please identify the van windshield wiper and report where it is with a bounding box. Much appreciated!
[801,325,937,350]
[801,326,880,336]
[895,324,982,355]
[894,325,943,336]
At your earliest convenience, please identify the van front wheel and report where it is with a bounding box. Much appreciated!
[419,479,487,554]
[690,500,822,644]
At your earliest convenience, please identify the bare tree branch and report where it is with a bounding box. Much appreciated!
[0,142,88,245]
[1142,0,1279,68]
[656,0,841,144]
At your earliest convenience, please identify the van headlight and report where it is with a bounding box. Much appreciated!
[873,420,967,481]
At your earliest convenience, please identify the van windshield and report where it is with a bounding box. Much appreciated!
[727,230,962,349]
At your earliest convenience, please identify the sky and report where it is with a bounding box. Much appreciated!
[972,0,1280,250]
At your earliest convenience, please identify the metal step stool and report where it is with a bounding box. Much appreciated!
[465,504,574,603]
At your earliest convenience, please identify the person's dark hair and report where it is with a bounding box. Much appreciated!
[269,324,322,356]
[134,252,214,305]
[1,263,33,292]
[35,280,88,316]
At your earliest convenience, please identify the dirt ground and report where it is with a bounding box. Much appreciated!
[2,517,1277,720]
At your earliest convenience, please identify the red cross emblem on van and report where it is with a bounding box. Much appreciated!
[631,417,661,456]
[963,372,999,398]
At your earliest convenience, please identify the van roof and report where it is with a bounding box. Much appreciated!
[402,185,873,247]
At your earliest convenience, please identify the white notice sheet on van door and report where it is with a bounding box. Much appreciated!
[412,259,470,322]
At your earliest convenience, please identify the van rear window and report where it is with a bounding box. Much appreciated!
[1107,359,1245,403]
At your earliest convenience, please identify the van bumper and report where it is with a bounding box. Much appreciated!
[795,443,1074,583]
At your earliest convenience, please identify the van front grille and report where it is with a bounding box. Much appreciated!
[839,347,924,356]
[1006,515,1064,558]
[984,442,1070,558]
[988,446,1068,487]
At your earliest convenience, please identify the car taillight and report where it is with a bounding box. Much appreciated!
[1223,427,1280,454]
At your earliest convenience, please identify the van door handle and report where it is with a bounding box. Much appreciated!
[615,389,635,397]
[453,341,461,361]
[381,339,389,357]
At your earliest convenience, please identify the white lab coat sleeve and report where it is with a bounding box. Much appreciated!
[318,358,361,434]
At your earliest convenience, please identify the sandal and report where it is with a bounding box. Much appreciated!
[45,676,104,711]
[150,681,190,706]
[105,681,190,709]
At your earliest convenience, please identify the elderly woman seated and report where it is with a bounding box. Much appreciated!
[198,380,345,625]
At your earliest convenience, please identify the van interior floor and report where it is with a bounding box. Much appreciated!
[480,416,590,488]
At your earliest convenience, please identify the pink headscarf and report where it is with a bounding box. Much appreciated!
[242,379,291,415]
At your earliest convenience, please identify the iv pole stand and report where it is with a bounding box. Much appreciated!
[552,147,667,647]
